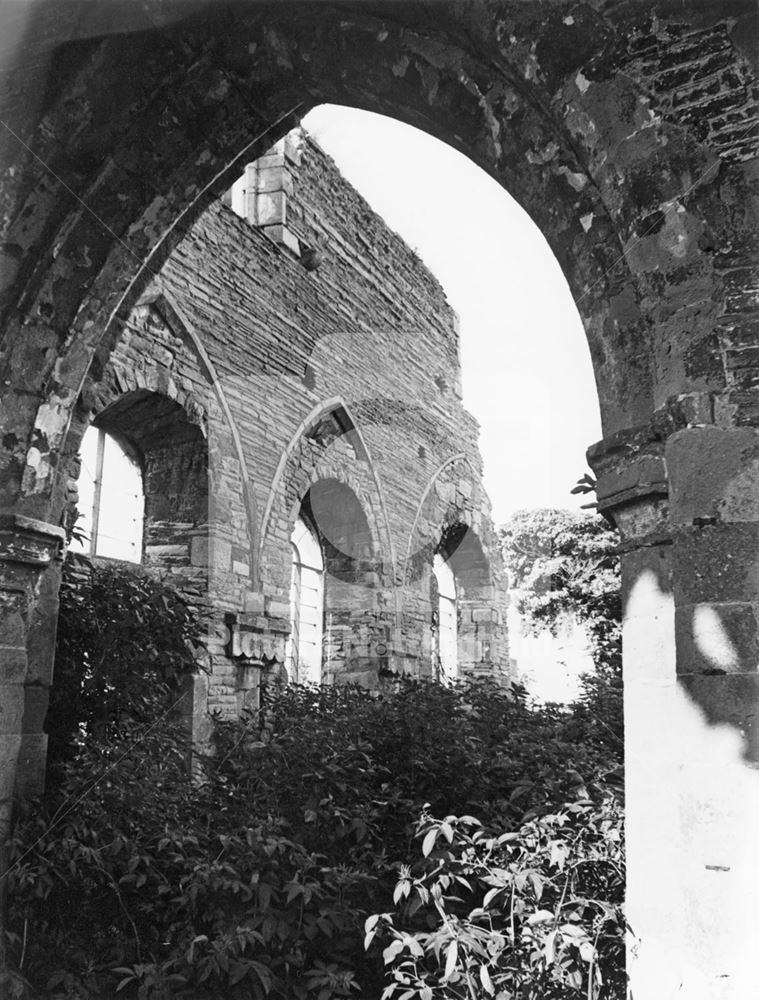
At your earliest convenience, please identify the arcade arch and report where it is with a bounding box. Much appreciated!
[299,478,384,686]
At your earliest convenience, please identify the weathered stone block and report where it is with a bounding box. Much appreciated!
[144,544,188,561]
[595,454,667,506]
[255,168,294,196]
[22,686,50,733]
[621,543,673,607]
[212,539,232,572]
[190,535,208,566]
[679,672,759,763]
[263,223,300,254]
[675,601,759,675]
[0,734,22,790]
[244,591,264,614]
[667,427,759,525]
[0,596,27,647]
[255,190,287,226]
[0,685,25,731]
[16,736,48,796]
[0,646,27,684]
[266,600,290,619]
[472,607,499,624]
[672,524,759,606]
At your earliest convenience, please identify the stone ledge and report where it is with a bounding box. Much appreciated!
[596,481,669,513]
[0,512,66,540]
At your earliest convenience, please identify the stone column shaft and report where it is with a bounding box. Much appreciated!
[0,512,64,966]
[594,420,759,1000]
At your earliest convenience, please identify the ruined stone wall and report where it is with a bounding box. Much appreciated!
[69,129,510,718]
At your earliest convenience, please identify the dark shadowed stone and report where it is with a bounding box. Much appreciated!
[680,671,759,763]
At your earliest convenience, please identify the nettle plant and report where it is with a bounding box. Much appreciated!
[367,800,626,1000]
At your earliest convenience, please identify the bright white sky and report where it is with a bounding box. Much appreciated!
[302,105,602,525]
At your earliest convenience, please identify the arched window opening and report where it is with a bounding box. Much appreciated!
[297,479,383,684]
[71,389,209,582]
[72,424,144,562]
[287,517,325,684]
[433,553,457,682]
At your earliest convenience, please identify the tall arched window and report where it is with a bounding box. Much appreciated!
[287,517,325,683]
[72,425,145,563]
[433,553,457,682]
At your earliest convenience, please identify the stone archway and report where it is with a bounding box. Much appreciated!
[1,3,757,994]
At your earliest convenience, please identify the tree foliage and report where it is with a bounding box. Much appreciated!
[499,510,622,750]
[499,510,620,654]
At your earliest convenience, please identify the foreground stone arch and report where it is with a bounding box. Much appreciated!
[0,2,758,994]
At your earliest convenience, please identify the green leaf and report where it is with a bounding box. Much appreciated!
[483,887,503,908]
[497,832,520,844]
[383,939,405,966]
[249,961,273,994]
[479,964,494,995]
[443,940,458,981]
[229,961,250,986]
[421,827,438,858]
[406,936,424,958]
[286,881,303,903]
[530,872,545,901]
[580,940,595,963]
[560,924,586,939]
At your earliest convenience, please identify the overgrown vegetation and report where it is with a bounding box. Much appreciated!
[6,556,625,999]
[47,557,204,776]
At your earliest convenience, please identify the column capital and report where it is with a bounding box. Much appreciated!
[587,424,669,544]
[0,511,65,569]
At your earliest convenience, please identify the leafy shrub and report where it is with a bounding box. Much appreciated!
[215,680,617,840]
[8,560,624,998]
[48,556,204,774]
[9,679,623,998]
[368,799,625,1000]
